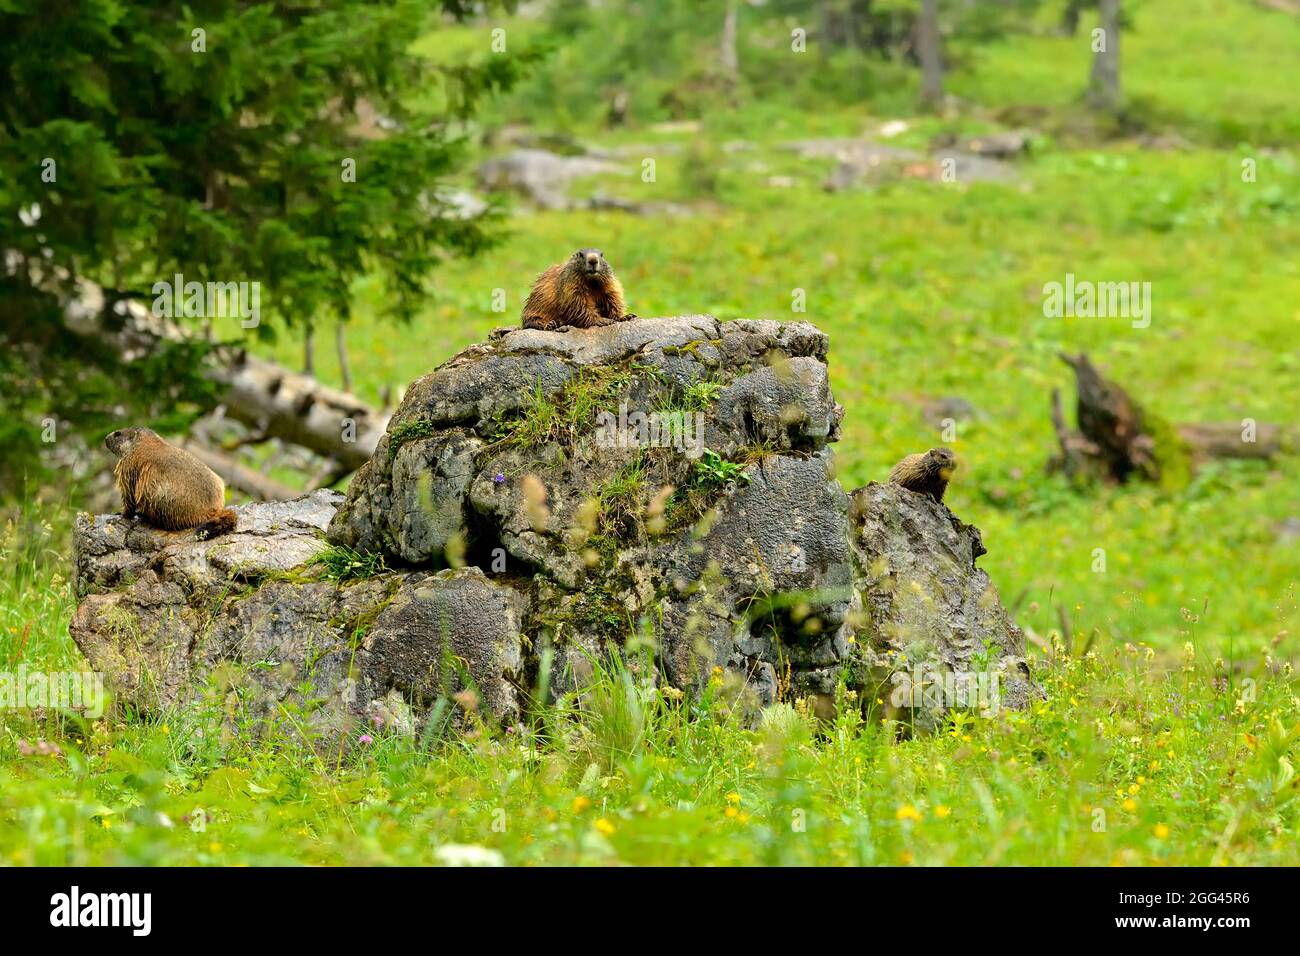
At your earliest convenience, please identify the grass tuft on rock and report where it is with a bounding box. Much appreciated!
[307,544,388,582]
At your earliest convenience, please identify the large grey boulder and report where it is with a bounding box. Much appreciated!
[327,316,852,706]
[70,317,1032,740]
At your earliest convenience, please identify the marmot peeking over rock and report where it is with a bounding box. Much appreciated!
[889,447,957,504]
[521,248,635,331]
[104,428,238,539]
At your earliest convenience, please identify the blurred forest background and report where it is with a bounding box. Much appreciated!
[1,0,1298,865]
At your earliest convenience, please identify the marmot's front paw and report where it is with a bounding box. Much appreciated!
[620,312,638,321]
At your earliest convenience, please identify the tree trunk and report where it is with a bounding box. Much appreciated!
[1088,0,1121,112]
[1061,0,1088,36]
[720,0,740,81]
[917,0,944,111]
[820,1,846,50]
[303,322,316,376]
[335,322,353,394]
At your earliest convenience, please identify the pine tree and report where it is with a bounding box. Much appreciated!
[0,0,533,486]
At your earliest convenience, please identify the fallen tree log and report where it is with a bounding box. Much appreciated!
[1176,422,1289,462]
[215,348,384,472]
[11,254,388,474]
[180,440,301,502]
[1050,352,1294,483]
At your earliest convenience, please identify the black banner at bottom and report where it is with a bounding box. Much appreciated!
[0,866,1282,940]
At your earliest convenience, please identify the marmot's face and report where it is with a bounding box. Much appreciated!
[927,447,957,479]
[572,248,610,277]
[105,427,155,458]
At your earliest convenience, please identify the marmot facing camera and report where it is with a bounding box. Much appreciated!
[521,248,635,331]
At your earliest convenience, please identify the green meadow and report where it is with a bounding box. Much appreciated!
[2,0,1297,864]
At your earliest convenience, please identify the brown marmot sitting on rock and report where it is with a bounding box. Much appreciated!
[105,427,238,539]
[521,248,635,331]
[889,447,957,504]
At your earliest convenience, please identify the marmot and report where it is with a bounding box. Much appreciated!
[104,427,238,539]
[521,248,635,331]
[889,447,957,504]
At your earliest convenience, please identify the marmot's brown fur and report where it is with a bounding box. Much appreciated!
[104,428,238,539]
[521,248,635,331]
[889,447,958,504]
